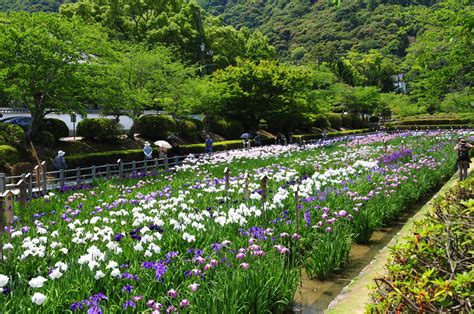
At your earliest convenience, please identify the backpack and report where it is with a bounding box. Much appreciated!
[458,145,469,161]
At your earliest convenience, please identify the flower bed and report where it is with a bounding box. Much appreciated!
[0,131,465,312]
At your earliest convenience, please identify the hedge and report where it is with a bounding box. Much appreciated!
[39,118,69,140]
[136,115,176,140]
[77,118,122,141]
[385,124,472,131]
[0,124,24,147]
[178,120,198,142]
[0,145,19,166]
[293,129,370,142]
[66,140,245,168]
[387,117,473,126]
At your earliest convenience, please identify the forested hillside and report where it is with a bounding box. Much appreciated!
[198,0,437,61]
[0,0,70,12]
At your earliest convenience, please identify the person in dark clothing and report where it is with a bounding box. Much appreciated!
[205,135,213,154]
[454,137,473,181]
[169,140,182,164]
[254,134,261,147]
[53,150,67,172]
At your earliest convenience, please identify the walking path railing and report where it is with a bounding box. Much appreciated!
[0,155,192,197]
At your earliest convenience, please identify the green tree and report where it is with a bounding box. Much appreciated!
[98,44,190,138]
[403,0,473,112]
[0,12,110,139]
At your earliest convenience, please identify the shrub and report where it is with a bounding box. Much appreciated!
[369,116,379,123]
[0,145,19,166]
[0,123,24,146]
[385,124,471,131]
[77,118,122,141]
[312,114,330,129]
[213,118,245,139]
[37,131,55,146]
[351,114,363,129]
[136,115,176,140]
[326,113,342,129]
[178,120,198,141]
[368,179,474,313]
[267,115,299,133]
[341,114,353,128]
[39,118,69,140]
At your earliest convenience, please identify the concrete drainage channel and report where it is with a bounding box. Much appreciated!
[291,167,471,314]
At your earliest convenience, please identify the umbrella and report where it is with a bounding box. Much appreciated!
[167,135,180,141]
[154,140,172,149]
[240,133,253,139]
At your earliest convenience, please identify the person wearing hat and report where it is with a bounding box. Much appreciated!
[53,150,67,171]
[143,142,153,161]
[454,137,473,181]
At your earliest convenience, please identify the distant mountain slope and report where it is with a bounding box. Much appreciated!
[198,0,438,61]
[0,0,72,12]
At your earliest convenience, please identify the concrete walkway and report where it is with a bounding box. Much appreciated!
[326,165,473,314]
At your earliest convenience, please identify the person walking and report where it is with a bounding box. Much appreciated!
[53,150,67,172]
[454,137,472,181]
[170,140,182,165]
[205,135,213,154]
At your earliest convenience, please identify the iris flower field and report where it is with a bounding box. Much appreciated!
[0,131,463,313]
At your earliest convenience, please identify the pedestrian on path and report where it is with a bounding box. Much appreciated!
[53,150,67,171]
[205,134,213,154]
[454,137,472,181]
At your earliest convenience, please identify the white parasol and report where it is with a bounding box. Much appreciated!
[154,140,172,149]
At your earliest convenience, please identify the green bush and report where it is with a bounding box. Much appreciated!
[341,114,353,128]
[136,115,176,140]
[292,129,370,142]
[326,113,342,129]
[39,118,69,140]
[0,123,24,146]
[312,114,330,129]
[267,114,299,133]
[369,116,380,123]
[368,179,474,313]
[178,120,198,141]
[0,145,19,165]
[351,114,363,129]
[77,118,121,141]
[213,118,245,139]
[37,131,55,146]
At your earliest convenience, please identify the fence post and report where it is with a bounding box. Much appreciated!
[19,178,27,219]
[26,173,32,198]
[154,158,159,172]
[164,158,169,171]
[106,164,111,177]
[132,160,136,173]
[118,159,123,178]
[59,169,65,187]
[76,167,81,182]
[41,162,47,194]
[144,160,148,175]
[0,194,4,262]
[0,173,5,194]
[261,175,268,222]
[4,191,14,243]
[0,173,7,193]
[91,166,96,179]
